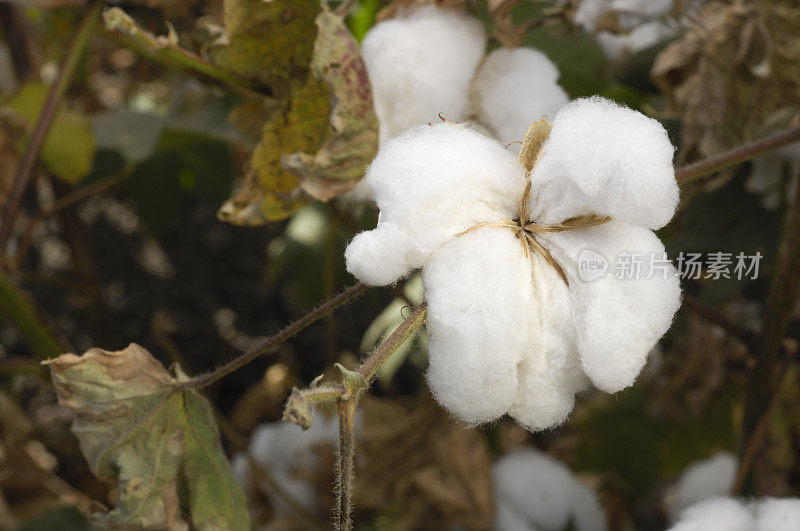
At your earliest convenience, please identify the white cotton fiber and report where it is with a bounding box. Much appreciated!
[345,97,681,431]
[345,123,527,286]
[669,497,800,531]
[668,452,738,522]
[471,47,569,148]
[493,448,607,531]
[756,498,800,531]
[361,5,486,143]
[244,415,341,514]
[574,0,613,32]
[611,0,673,18]
[542,221,681,393]
[669,498,755,531]
[529,97,678,230]
[596,22,676,61]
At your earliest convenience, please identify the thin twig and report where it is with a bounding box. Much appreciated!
[682,293,757,347]
[0,0,103,259]
[739,167,800,492]
[335,399,356,531]
[103,7,271,100]
[676,124,800,184]
[731,367,792,495]
[11,172,129,272]
[182,282,369,389]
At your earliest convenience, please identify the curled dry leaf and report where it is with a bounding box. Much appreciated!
[652,0,800,161]
[215,1,378,224]
[356,395,494,530]
[44,344,249,530]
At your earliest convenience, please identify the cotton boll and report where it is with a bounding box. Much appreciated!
[543,221,681,393]
[574,0,613,32]
[231,452,250,492]
[756,498,800,531]
[669,498,755,531]
[423,229,531,424]
[346,123,527,286]
[362,5,486,142]
[611,0,673,18]
[509,257,588,431]
[596,22,676,61]
[668,452,738,522]
[493,449,607,531]
[529,97,678,230]
[471,47,569,148]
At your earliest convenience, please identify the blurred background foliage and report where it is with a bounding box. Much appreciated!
[0,0,798,530]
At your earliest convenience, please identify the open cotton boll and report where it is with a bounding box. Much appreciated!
[493,449,607,531]
[596,22,676,61]
[345,123,526,286]
[669,498,755,531]
[611,0,673,18]
[574,0,613,32]
[471,48,569,149]
[541,221,681,393]
[528,97,678,230]
[756,498,800,530]
[668,452,737,522]
[361,5,486,143]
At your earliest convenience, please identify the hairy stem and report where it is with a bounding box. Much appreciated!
[0,0,103,258]
[182,282,369,389]
[358,302,428,382]
[335,398,357,531]
[739,170,800,493]
[675,124,800,184]
[0,272,65,357]
[103,7,270,100]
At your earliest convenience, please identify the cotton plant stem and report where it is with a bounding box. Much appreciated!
[103,7,271,100]
[682,293,757,347]
[0,0,103,259]
[739,172,800,493]
[0,272,65,358]
[335,399,357,531]
[675,124,800,184]
[182,282,369,389]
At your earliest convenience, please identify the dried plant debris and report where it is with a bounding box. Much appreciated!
[215,0,378,224]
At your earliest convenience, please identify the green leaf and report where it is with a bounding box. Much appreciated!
[44,344,250,530]
[4,83,95,184]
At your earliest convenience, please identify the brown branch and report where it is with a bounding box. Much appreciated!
[682,293,757,347]
[739,167,800,493]
[676,124,800,184]
[0,0,103,260]
[182,282,370,389]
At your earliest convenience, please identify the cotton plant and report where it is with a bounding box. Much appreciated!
[668,497,800,531]
[345,96,681,431]
[346,5,568,202]
[574,0,677,61]
[231,414,341,515]
[494,448,607,531]
[666,452,738,522]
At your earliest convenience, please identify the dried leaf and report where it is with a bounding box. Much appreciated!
[44,344,250,530]
[356,395,493,530]
[652,0,800,161]
[215,2,378,224]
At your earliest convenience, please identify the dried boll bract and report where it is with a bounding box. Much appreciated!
[345,96,681,431]
[493,448,607,531]
[669,497,800,531]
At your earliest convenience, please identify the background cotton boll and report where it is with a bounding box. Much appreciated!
[528,97,678,230]
[668,498,755,531]
[596,22,676,61]
[346,123,526,286]
[361,5,486,143]
[611,0,674,18]
[668,452,737,522]
[471,47,569,149]
[493,448,607,531]
[573,0,614,32]
[423,230,531,424]
[756,498,800,530]
[544,221,681,393]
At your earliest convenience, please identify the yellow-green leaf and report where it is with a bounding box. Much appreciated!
[44,344,249,531]
[4,83,95,185]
